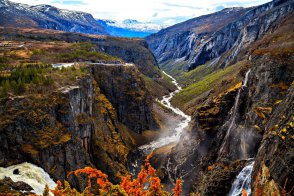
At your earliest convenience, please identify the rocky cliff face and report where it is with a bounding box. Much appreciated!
[91,64,158,134]
[162,51,293,195]
[0,27,174,97]
[146,7,248,68]
[0,0,108,35]
[0,63,157,188]
[251,85,293,195]
[146,0,294,73]
[157,2,294,194]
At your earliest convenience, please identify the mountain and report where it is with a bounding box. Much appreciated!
[97,19,164,38]
[0,0,293,195]
[0,26,177,191]
[146,0,294,74]
[143,0,294,194]
[0,0,108,35]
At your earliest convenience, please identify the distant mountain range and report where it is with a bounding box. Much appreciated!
[0,0,163,37]
[97,19,165,38]
[0,0,108,35]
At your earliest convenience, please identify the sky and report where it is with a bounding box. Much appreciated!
[10,0,271,26]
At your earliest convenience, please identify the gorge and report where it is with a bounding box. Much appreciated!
[0,0,293,195]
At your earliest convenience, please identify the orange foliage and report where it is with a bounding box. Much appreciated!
[173,179,183,196]
[50,180,63,196]
[68,166,111,191]
[242,189,247,196]
[207,165,214,171]
[51,153,182,196]
[118,152,168,195]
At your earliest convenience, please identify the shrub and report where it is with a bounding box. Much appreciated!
[0,66,53,96]
[51,153,182,196]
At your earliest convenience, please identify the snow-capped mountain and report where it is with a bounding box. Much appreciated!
[107,19,164,32]
[97,19,165,38]
[0,0,164,38]
[0,0,108,35]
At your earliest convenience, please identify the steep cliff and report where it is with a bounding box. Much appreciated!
[0,62,158,189]
[0,27,176,97]
[146,0,294,75]
[91,64,158,134]
[158,4,294,194]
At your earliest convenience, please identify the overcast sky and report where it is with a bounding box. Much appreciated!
[11,0,270,25]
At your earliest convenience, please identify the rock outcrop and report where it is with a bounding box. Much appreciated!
[159,5,294,194]
[91,64,158,134]
[0,26,174,97]
[0,63,158,189]
[251,84,294,195]
[0,177,33,193]
[146,0,294,73]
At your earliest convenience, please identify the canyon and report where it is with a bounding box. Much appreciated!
[0,0,293,195]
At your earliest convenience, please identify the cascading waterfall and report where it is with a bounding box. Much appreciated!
[228,161,255,196]
[0,162,56,195]
[219,69,251,156]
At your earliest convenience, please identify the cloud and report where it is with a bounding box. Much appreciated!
[10,0,271,26]
[52,1,86,5]
[163,3,202,10]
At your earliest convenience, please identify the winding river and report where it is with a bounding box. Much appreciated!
[139,71,191,153]
[128,71,191,175]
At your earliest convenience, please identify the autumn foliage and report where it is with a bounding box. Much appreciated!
[50,153,182,195]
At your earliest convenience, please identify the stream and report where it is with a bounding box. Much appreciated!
[128,71,191,176]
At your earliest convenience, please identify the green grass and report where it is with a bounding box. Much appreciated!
[159,59,223,87]
[159,60,187,78]
[59,42,120,62]
[141,72,175,97]
[171,63,240,108]
[179,62,215,85]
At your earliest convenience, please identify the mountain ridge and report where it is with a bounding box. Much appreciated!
[0,0,108,35]
[146,0,294,73]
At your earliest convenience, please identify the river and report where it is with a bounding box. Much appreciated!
[128,71,191,175]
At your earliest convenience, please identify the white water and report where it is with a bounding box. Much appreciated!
[138,71,191,152]
[219,69,251,156]
[0,162,56,195]
[229,161,255,196]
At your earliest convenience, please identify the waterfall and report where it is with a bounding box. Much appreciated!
[228,161,255,196]
[0,162,56,195]
[219,69,251,156]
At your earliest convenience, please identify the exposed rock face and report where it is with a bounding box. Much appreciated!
[91,64,158,134]
[0,63,157,188]
[0,177,33,192]
[146,0,294,72]
[93,38,161,78]
[160,16,294,194]
[0,0,108,35]
[0,26,162,81]
[145,7,248,64]
[251,85,294,195]
[196,160,247,195]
